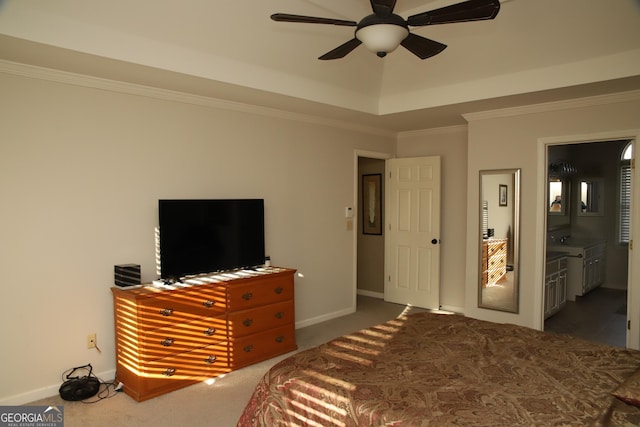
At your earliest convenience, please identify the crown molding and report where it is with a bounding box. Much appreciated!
[463,89,640,122]
[0,59,395,138]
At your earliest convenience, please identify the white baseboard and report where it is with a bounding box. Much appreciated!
[356,289,384,299]
[356,290,464,315]
[295,306,356,329]
[0,369,116,406]
[440,304,465,315]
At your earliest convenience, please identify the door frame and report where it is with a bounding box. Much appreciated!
[353,150,393,309]
[537,130,640,349]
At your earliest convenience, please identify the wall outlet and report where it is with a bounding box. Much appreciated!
[87,333,97,349]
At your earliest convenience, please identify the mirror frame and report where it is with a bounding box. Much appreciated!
[478,168,521,313]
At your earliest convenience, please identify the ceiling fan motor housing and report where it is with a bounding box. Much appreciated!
[355,14,409,57]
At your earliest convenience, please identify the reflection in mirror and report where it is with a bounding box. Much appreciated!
[478,169,520,313]
[579,178,603,216]
[548,179,565,215]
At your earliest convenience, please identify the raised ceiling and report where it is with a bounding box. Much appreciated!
[1,0,639,132]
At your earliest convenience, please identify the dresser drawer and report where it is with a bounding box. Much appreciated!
[230,325,296,369]
[485,241,505,256]
[227,274,294,311]
[486,268,506,284]
[112,268,297,402]
[228,301,294,339]
[140,285,227,324]
[139,315,228,361]
[487,254,506,270]
[143,342,230,380]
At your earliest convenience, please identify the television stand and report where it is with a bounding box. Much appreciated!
[111,267,296,401]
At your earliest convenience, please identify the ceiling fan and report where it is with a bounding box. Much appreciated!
[271,0,500,60]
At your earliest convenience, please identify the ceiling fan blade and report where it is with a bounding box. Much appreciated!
[407,0,500,26]
[271,13,357,27]
[319,38,362,60]
[370,0,397,16]
[400,33,447,59]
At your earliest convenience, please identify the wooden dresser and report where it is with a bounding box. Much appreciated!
[481,239,507,287]
[111,267,296,401]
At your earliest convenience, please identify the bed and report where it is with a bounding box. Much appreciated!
[238,312,640,426]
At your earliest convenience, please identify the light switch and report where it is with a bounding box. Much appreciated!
[345,207,353,218]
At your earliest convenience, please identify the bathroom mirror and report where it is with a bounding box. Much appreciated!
[548,178,568,216]
[478,169,520,313]
[578,178,603,216]
[547,178,570,230]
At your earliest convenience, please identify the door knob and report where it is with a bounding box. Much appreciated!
[431,239,439,245]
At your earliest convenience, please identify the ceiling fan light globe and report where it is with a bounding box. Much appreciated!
[356,24,409,55]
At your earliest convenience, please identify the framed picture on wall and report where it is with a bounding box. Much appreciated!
[362,174,382,235]
[499,184,508,207]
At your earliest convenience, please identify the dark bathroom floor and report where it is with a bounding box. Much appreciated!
[544,286,627,348]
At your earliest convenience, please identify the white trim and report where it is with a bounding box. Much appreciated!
[357,289,384,299]
[0,369,116,405]
[295,307,355,330]
[0,59,395,138]
[538,129,640,349]
[354,150,394,313]
[440,304,465,315]
[464,90,640,122]
[539,130,640,146]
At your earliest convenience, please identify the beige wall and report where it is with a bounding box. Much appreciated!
[0,70,395,403]
[396,127,468,312]
[357,157,385,295]
[396,98,640,328]
[2,64,638,404]
[464,98,640,330]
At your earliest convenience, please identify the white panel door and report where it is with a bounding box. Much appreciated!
[385,156,441,309]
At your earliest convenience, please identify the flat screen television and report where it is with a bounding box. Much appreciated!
[158,199,265,280]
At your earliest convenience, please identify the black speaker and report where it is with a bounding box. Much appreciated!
[59,377,101,401]
[59,364,100,401]
[114,264,140,287]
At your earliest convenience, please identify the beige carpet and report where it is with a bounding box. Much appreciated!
[28,296,427,427]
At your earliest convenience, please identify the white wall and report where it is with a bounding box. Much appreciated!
[0,69,395,403]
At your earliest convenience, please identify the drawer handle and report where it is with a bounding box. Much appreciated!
[202,300,215,308]
[163,368,176,377]
[275,336,285,343]
[275,312,284,319]
[274,287,284,294]
[243,345,254,353]
[161,338,175,347]
[204,355,217,365]
[242,292,253,301]
[159,308,174,317]
[243,319,254,327]
[204,328,216,336]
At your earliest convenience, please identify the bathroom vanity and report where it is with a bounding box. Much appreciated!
[547,239,606,301]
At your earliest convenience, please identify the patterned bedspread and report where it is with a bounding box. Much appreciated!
[238,312,640,426]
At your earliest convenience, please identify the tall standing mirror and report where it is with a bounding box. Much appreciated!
[478,169,520,313]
